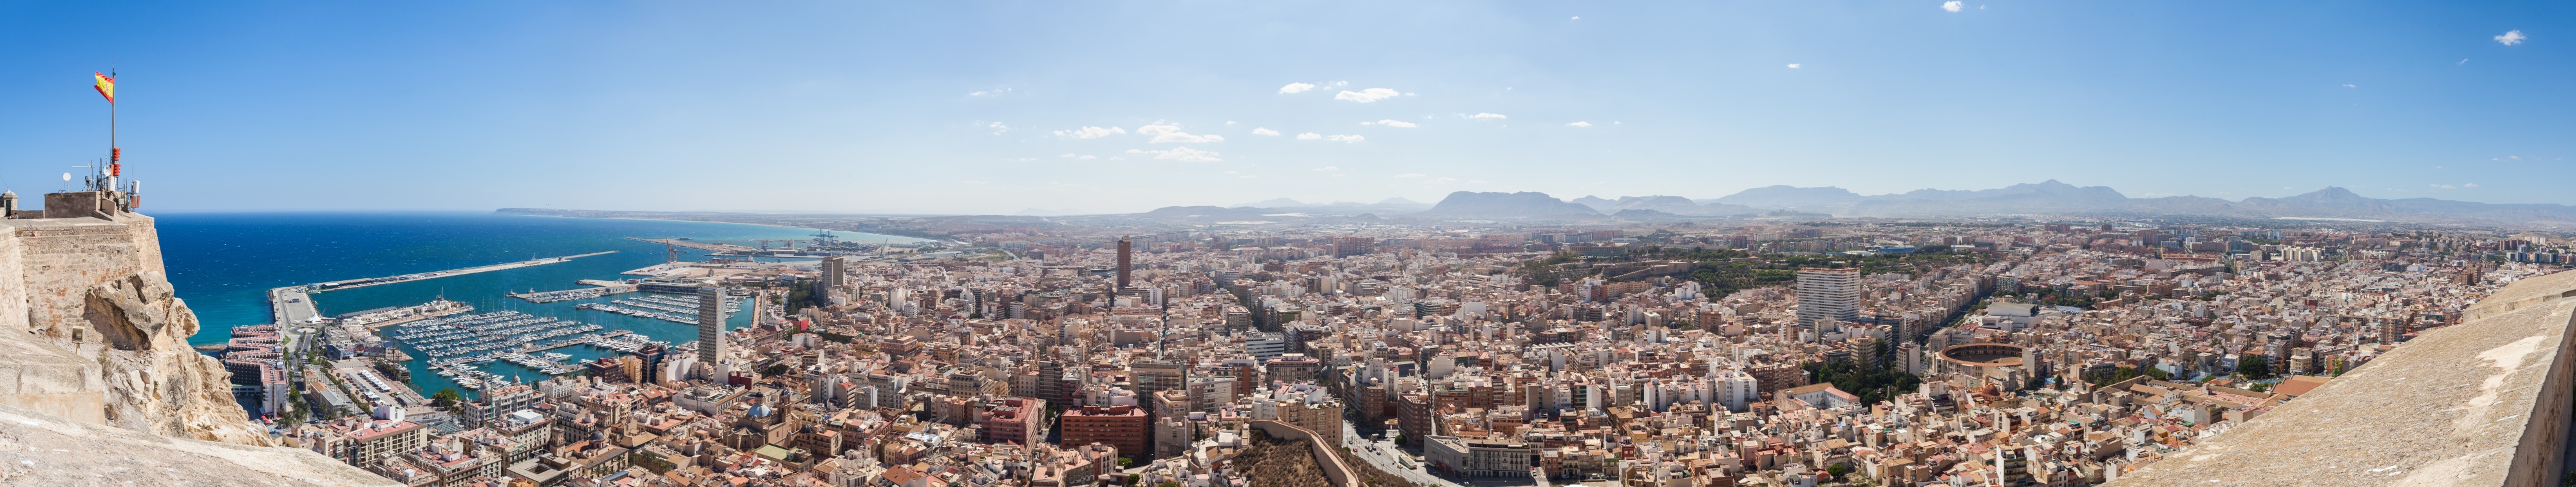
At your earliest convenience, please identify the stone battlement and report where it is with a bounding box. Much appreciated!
[2108,269,2576,486]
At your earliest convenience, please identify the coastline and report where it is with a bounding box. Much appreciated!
[489,209,954,244]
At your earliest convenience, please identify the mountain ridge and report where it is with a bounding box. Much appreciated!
[1428,182,2576,224]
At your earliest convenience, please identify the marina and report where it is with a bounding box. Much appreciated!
[577,293,744,324]
[385,310,671,392]
[173,212,918,405]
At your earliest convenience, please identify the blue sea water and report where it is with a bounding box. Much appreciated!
[158,211,922,397]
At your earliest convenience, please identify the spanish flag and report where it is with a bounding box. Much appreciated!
[93,72,115,103]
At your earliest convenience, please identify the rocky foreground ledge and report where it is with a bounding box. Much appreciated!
[0,402,395,486]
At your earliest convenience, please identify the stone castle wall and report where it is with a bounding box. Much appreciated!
[0,193,267,444]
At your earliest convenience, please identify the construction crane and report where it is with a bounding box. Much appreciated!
[666,242,680,263]
[751,239,802,251]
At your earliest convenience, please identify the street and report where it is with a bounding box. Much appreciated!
[1338,421,1543,487]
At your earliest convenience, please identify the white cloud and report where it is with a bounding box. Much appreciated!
[2458,59,2470,66]
[2496,30,2526,46]
[1571,15,1580,20]
[1313,166,1341,171]
[988,122,1010,134]
[1296,133,1321,140]
[1136,124,1225,143]
[1225,120,1236,125]
[1125,147,1223,162]
[2465,183,2481,187]
[2430,184,2458,190]
[1325,134,1365,142]
[1058,153,1098,160]
[1278,82,1317,94]
[2341,84,2356,88]
[1361,119,1419,128]
[1566,121,1593,127]
[1942,1,1962,12]
[1392,173,1426,178]
[1334,88,1402,103]
[1786,63,1801,69]
[1461,113,1507,120]
[969,88,1013,97]
[1251,128,1281,136]
[1052,126,1126,139]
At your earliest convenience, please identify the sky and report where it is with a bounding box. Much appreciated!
[0,1,2567,215]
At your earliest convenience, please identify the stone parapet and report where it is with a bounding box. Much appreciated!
[2108,270,2576,486]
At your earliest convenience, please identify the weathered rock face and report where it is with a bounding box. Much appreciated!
[0,193,385,484]
[86,272,275,445]
[0,401,396,486]
[0,199,278,445]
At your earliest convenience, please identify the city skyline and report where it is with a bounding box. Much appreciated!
[0,2,2566,215]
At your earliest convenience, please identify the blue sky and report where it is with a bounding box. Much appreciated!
[0,1,2566,214]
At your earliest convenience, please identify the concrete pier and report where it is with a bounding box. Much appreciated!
[305,251,616,293]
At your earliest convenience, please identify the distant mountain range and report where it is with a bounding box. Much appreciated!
[1119,180,2576,225]
[1571,195,1762,216]
[1416,192,1604,220]
[1228,197,1433,215]
[1696,180,2576,225]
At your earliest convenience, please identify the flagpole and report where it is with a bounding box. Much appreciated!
[103,68,116,193]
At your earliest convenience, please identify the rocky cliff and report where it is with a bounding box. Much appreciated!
[0,191,388,484]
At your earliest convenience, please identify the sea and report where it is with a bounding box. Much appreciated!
[160,211,924,398]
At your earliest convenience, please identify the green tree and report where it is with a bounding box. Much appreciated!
[1825,464,1852,479]
[1801,358,1922,406]
[2236,356,2275,380]
[431,387,463,410]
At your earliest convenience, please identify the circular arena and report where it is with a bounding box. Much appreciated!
[1938,343,2029,368]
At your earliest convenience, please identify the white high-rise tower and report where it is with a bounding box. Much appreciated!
[1795,267,1860,328]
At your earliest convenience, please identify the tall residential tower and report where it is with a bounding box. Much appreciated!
[1795,267,1860,328]
[697,286,728,363]
[1115,236,1132,289]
